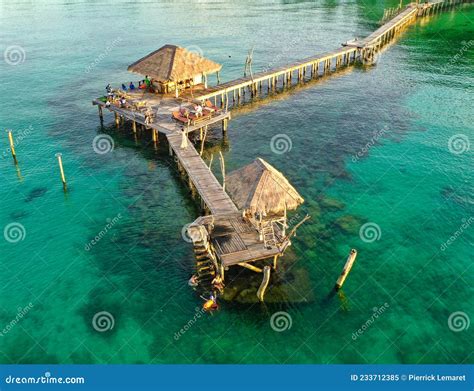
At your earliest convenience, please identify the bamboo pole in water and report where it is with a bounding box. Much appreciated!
[335,249,358,290]
[7,130,17,163]
[55,153,67,191]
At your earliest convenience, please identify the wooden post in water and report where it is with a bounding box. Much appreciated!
[132,121,137,133]
[98,106,103,125]
[114,112,120,127]
[335,249,358,290]
[257,266,271,302]
[7,130,17,164]
[219,151,226,191]
[55,153,67,191]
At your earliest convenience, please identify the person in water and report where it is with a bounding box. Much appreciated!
[188,275,199,287]
[212,275,224,294]
[129,82,135,90]
[106,83,112,93]
[203,294,219,311]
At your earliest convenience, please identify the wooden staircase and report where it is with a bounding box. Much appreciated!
[261,221,277,249]
[193,239,216,294]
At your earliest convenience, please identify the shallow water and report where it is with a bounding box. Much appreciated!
[0,0,473,364]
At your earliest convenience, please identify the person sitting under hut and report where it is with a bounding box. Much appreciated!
[119,97,127,108]
[194,104,203,117]
[145,75,151,87]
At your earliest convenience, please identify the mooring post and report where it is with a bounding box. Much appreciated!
[55,153,67,191]
[114,112,120,127]
[222,118,228,134]
[335,249,358,290]
[98,106,103,125]
[132,120,137,133]
[6,130,17,164]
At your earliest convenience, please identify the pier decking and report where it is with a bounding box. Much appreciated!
[93,0,472,288]
[166,132,237,215]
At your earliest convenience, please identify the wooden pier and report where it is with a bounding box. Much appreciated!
[166,132,237,215]
[93,0,472,301]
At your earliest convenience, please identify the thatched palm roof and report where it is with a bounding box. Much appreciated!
[127,44,222,82]
[226,158,304,215]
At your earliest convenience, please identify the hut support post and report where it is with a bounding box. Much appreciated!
[273,254,279,270]
[257,266,271,302]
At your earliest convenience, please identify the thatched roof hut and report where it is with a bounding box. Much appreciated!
[127,45,221,93]
[226,158,304,216]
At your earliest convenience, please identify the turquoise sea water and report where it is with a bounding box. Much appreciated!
[0,0,472,364]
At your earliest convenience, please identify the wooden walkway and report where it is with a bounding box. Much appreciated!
[190,0,471,108]
[166,132,238,215]
[92,0,472,269]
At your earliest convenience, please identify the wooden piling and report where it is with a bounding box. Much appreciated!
[335,249,358,290]
[55,153,67,190]
[257,266,271,302]
[7,130,17,163]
